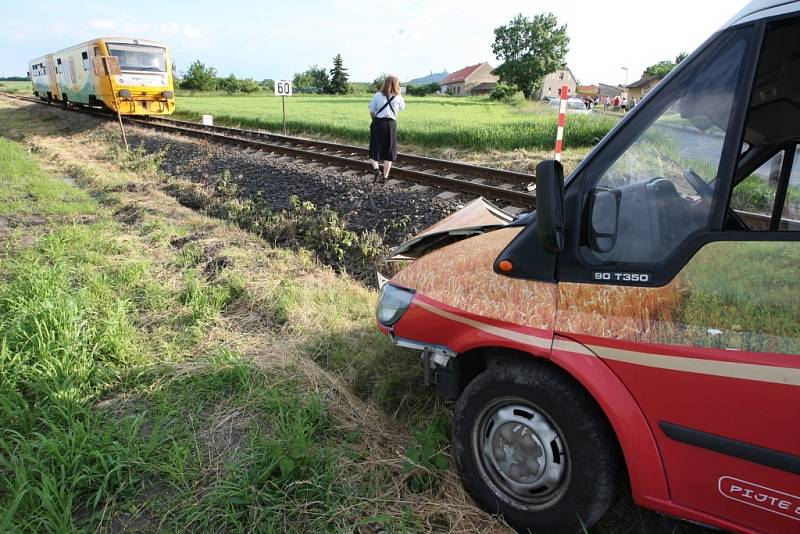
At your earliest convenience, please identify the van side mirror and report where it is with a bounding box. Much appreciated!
[535,160,565,252]
[588,188,621,253]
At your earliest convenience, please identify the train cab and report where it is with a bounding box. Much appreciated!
[27,37,175,115]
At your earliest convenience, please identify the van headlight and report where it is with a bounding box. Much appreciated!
[376,284,414,326]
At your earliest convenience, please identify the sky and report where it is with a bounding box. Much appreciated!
[1,0,748,86]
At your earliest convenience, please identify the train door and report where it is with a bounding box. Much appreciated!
[45,56,60,100]
[55,57,68,99]
[555,16,800,532]
[66,57,77,93]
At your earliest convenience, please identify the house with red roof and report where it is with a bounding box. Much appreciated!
[439,62,499,96]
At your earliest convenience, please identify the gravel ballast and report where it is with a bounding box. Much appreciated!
[126,126,464,246]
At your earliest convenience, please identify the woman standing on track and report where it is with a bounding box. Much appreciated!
[368,75,405,183]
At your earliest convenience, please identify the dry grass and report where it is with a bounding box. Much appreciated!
[426,145,590,176]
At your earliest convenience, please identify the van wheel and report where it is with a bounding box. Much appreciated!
[452,361,618,533]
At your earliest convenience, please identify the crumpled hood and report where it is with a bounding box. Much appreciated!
[378,197,519,286]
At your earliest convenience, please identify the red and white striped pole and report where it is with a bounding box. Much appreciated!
[554,84,568,162]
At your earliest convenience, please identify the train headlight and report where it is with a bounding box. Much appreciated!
[162,90,174,99]
[119,89,132,100]
[376,284,414,326]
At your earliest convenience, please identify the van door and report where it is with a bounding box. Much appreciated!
[555,17,800,532]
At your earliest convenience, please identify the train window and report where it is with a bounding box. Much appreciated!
[81,51,90,71]
[94,46,101,56]
[106,43,167,72]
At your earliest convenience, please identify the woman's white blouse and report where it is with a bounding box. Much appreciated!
[368,92,406,119]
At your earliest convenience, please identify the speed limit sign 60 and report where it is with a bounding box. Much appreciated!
[274,80,292,96]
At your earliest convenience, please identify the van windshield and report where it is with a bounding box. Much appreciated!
[586,30,750,264]
[107,44,167,73]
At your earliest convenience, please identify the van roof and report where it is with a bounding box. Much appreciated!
[725,0,800,27]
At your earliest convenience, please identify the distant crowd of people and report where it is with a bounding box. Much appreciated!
[572,94,638,112]
[591,94,637,112]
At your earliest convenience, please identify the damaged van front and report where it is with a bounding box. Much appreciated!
[376,197,535,395]
[375,2,800,533]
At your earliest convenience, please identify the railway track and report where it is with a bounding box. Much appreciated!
[2,93,537,211]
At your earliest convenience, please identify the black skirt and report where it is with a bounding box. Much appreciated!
[369,118,397,161]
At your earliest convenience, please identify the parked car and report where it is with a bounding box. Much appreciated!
[547,96,591,114]
[376,1,800,532]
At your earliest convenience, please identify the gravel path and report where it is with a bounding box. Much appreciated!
[125,126,463,246]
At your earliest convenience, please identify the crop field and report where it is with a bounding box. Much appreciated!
[174,94,618,152]
[0,80,31,93]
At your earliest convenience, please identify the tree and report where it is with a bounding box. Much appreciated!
[238,78,260,93]
[180,60,217,91]
[219,74,240,94]
[489,82,518,101]
[370,73,389,93]
[406,82,440,96]
[491,13,569,99]
[293,65,329,93]
[643,60,674,78]
[328,54,349,95]
[644,52,688,78]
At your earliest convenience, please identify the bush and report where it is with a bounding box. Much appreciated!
[238,78,260,93]
[406,82,440,97]
[490,82,518,101]
[219,74,240,95]
[180,60,218,91]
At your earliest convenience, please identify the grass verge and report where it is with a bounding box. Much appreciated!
[0,105,501,532]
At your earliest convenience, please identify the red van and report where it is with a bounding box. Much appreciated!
[376,2,800,532]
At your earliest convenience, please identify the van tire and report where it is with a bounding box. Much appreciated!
[452,361,618,533]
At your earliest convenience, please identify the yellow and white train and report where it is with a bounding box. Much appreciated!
[28,37,175,115]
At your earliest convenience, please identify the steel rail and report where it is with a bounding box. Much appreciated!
[1,93,536,207]
[128,117,535,205]
[142,116,536,184]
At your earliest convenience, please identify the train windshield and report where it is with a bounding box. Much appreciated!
[107,44,167,72]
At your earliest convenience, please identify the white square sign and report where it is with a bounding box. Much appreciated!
[274,80,292,96]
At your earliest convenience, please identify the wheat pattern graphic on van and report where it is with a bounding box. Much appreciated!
[392,227,558,332]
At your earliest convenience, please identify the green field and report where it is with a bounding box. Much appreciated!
[0,80,31,94]
[174,94,617,152]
